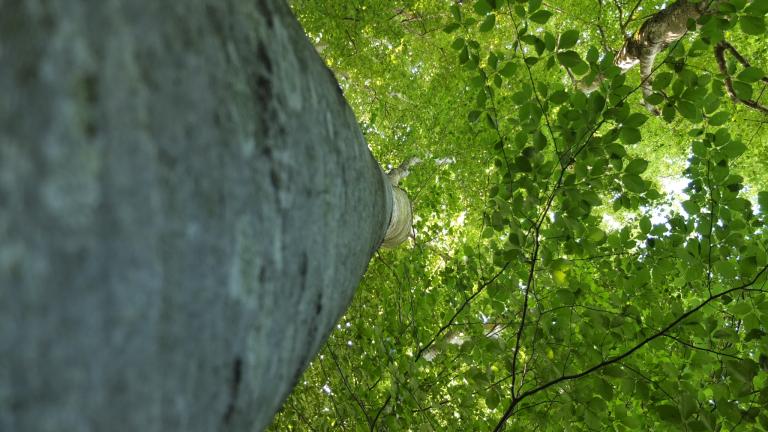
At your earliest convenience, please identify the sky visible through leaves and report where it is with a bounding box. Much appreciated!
[270,0,768,430]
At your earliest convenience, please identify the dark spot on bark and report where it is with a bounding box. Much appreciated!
[205,4,226,41]
[299,253,308,277]
[269,168,280,190]
[251,73,271,106]
[83,119,97,138]
[251,43,273,107]
[39,10,55,31]
[81,73,99,104]
[157,147,177,170]
[221,357,243,425]
[256,41,272,73]
[314,289,322,316]
[72,73,100,138]
[255,0,274,27]
[16,63,38,86]
[259,266,267,282]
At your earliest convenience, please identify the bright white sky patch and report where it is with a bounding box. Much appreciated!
[602,213,623,231]
[659,175,690,217]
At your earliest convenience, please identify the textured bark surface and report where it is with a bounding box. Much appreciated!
[0,1,390,431]
[576,0,709,110]
[614,0,705,113]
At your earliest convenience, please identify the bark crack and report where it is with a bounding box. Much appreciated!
[221,357,243,425]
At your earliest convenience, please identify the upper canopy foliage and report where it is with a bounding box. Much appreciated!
[272,0,768,430]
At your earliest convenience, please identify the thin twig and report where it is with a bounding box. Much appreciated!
[493,265,768,431]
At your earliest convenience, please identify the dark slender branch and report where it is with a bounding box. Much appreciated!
[327,347,373,427]
[620,362,676,401]
[509,15,558,154]
[370,395,390,432]
[570,251,636,261]
[367,375,383,392]
[621,0,643,33]
[595,0,613,52]
[317,355,347,425]
[414,260,511,361]
[289,400,320,432]
[663,334,745,361]
[493,265,768,431]
[613,0,625,32]
[717,41,768,84]
[502,26,688,401]
[706,161,714,297]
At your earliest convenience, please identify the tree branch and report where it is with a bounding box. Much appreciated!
[327,346,373,428]
[663,334,746,361]
[493,265,768,431]
[715,41,768,115]
[414,260,512,361]
[621,0,643,34]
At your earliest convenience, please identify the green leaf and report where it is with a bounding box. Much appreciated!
[474,0,493,15]
[639,216,651,234]
[556,50,582,68]
[682,199,699,215]
[499,62,517,77]
[485,389,500,409]
[708,111,730,126]
[740,15,766,35]
[677,100,701,122]
[725,359,758,385]
[645,92,665,105]
[468,110,482,122]
[587,227,606,242]
[443,23,461,33]
[625,159,649,175]
[557,29,580,50]
[555,288,575,304]
[655,404,682,424]
[723,140,747,158]
[758,191,768,212]
[623,113,648,128]
[712,328,738,341]
[732,80,753,100]
[450,4,462,21]
[746,0,768,15]
[662,105,676,122]
[622,174,646,193]
[652,72,673,90]
[529,10,553,24]
[549,89,569,104]
[451,37,466,50]
[485,112,497,129]
[459,46,469,64]
[479,14,496,32]
[620,127,642,144]
[737,66,765,83]
[528,0,543,13]
[524,56,539,65]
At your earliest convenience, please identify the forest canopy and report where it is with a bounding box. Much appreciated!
[271,0,768,430]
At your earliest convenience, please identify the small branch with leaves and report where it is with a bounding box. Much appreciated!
[715,41,768,115]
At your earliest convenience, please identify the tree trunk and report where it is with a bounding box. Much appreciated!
[0,1,392,431]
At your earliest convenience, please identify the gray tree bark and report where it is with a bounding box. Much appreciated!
[0,1,391,431]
